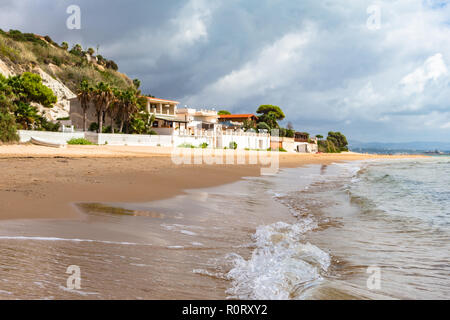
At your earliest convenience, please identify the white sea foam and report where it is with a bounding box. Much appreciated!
[225,220,330,300]
[193,269,227,279]
[0,290,12,295]
[180,230,198,236]
[58,286,99,296]
[167,245,184,249]
[161,223,201,236]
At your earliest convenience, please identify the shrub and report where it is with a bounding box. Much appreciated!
[178,143,195,148]
[318,140,338,153]
[200,142,208,149]
[0,110,19,142]
[38,117,60,132]
[67,138,93,145]
[327,131,348,152]
[8,72,57,107]
[267,147,287,152]
[229,141,238,150]
[106,60,118,71]
[89,122,99,132]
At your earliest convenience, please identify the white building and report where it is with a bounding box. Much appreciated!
[176,107,220,132]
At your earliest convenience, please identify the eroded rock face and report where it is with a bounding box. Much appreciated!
[0,57,14,77]
[33,67,76,121]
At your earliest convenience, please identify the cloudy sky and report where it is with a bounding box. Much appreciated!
[1,0,450,142]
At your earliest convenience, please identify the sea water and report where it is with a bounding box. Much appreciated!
[0,157,448,299]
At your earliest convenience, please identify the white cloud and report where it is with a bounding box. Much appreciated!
[170,0,214,48]
[400,53,448,94]
[441,122,450,129]
[184,26,315,106]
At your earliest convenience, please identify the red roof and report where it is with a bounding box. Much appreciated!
[219,114,257,119]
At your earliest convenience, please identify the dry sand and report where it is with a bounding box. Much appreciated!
[0,145,425,220]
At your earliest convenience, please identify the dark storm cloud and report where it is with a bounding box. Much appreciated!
[1,0,450,141]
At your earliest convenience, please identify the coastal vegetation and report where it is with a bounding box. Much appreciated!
[238,104,294,138]
[67,138,93,145]
[0,72,59,142]
[0,29,132,92]
[318,132,348,153]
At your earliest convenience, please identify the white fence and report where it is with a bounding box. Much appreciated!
[18,130,279,151]
[18,130,85,144]
[87,133,173,147]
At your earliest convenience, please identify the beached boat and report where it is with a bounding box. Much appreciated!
[30,137,67,148]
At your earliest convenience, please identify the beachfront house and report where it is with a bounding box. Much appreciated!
[69,96,188,134]
[218,114,258,130]
[294,132,318,153]
[145,97,189,135]
[176,107,220,133]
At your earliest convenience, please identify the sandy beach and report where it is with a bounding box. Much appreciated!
[0,145,424,221]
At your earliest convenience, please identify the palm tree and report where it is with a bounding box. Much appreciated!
[120,88,139,133]
[14,102,39,130]
[77,80,92,132]
[107,88,124,133]
[92,82,114,133]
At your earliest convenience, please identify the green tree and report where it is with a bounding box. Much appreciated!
[77,80,92,132]
[256,122,271,132]
[70,44,83,56]
[256,105,285,129]
[242,119,256,131]
[61,42,69,50]
[1,72,59,137]
[87,48,95,56]
[284,128,295,138]
[114,87,141,133]
[7,72,57,107]
[218,110,231,115]
[0,109,18,142]
[0,77,19,142]
[318,140,338,153]
[92,82,114,133]
[14,101,39,130]
[327,131,348,152]
[133,79,141,89]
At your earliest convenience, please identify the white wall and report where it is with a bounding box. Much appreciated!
[92,133,173,147]
[173,135,213,148]
[18,130,273,151]
[219,133,270,150]
[18,130,85,144]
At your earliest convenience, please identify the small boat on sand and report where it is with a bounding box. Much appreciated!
[30,137,67,148]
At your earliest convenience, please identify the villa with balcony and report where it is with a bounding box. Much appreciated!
[176,107,220,133]
[145,97,188,135]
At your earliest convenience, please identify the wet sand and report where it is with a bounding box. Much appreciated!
[0,145,424,221]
